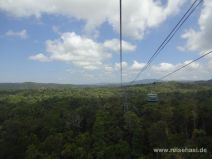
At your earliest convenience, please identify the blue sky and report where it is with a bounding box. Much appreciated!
[0,0,212,84]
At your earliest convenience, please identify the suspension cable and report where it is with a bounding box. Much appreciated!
[120,0,123,87]
[157,50,212,81]
[130,0,203,84]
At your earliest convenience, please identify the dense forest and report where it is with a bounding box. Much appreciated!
[0,82,212,159]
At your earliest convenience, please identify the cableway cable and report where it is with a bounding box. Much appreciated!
[157,50,212,81]
[120,0,123,87]
[130,0,203,84]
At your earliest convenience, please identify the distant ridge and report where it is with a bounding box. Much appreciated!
[129,79,160,85]
[0,79,211,90]
[0,82,76,90]
[194,79,212,84]
[96,79,160,86]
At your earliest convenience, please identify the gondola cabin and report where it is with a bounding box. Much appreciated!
[147,93,158,102]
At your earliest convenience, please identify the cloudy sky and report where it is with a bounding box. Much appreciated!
[0,0,212,84]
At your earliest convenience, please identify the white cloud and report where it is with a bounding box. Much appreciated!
[29,53,50,62]
[181,0,212,52]
[110,60,204,81]
[109,60,206,82]
[158,62,207,81]
[152,62,175,72]
[115,61,128,71]
[52,26,61,34]
[60,59,210,83]
[104,66,113,73]
[179,0,212,75]
[30,32,111,70]
[108,0,185,39]
[111,61,146,80]
[207,55,212,69]
[5,29,28,39]
[131,60,145,71]
[207,54,212,66]
[0,0,185,39]
[103,39,136,52]
[152,60,201,73]
[177,46,186,52]
[97,59,203,82]
[30,32,137,70]
[183,60,200,69]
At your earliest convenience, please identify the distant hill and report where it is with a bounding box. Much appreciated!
[97,79,160,86]
[130,79,160,85]
[209,79,212,83]
[0,79,211,90]
[194,79,212,84]
[0,82,76,90]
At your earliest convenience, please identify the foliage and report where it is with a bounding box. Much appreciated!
[0,83,211,159]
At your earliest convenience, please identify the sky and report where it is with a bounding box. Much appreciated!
[0,0,212,84]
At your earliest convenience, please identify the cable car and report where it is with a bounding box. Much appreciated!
[147,93,158,102]
[147,82,159,102]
